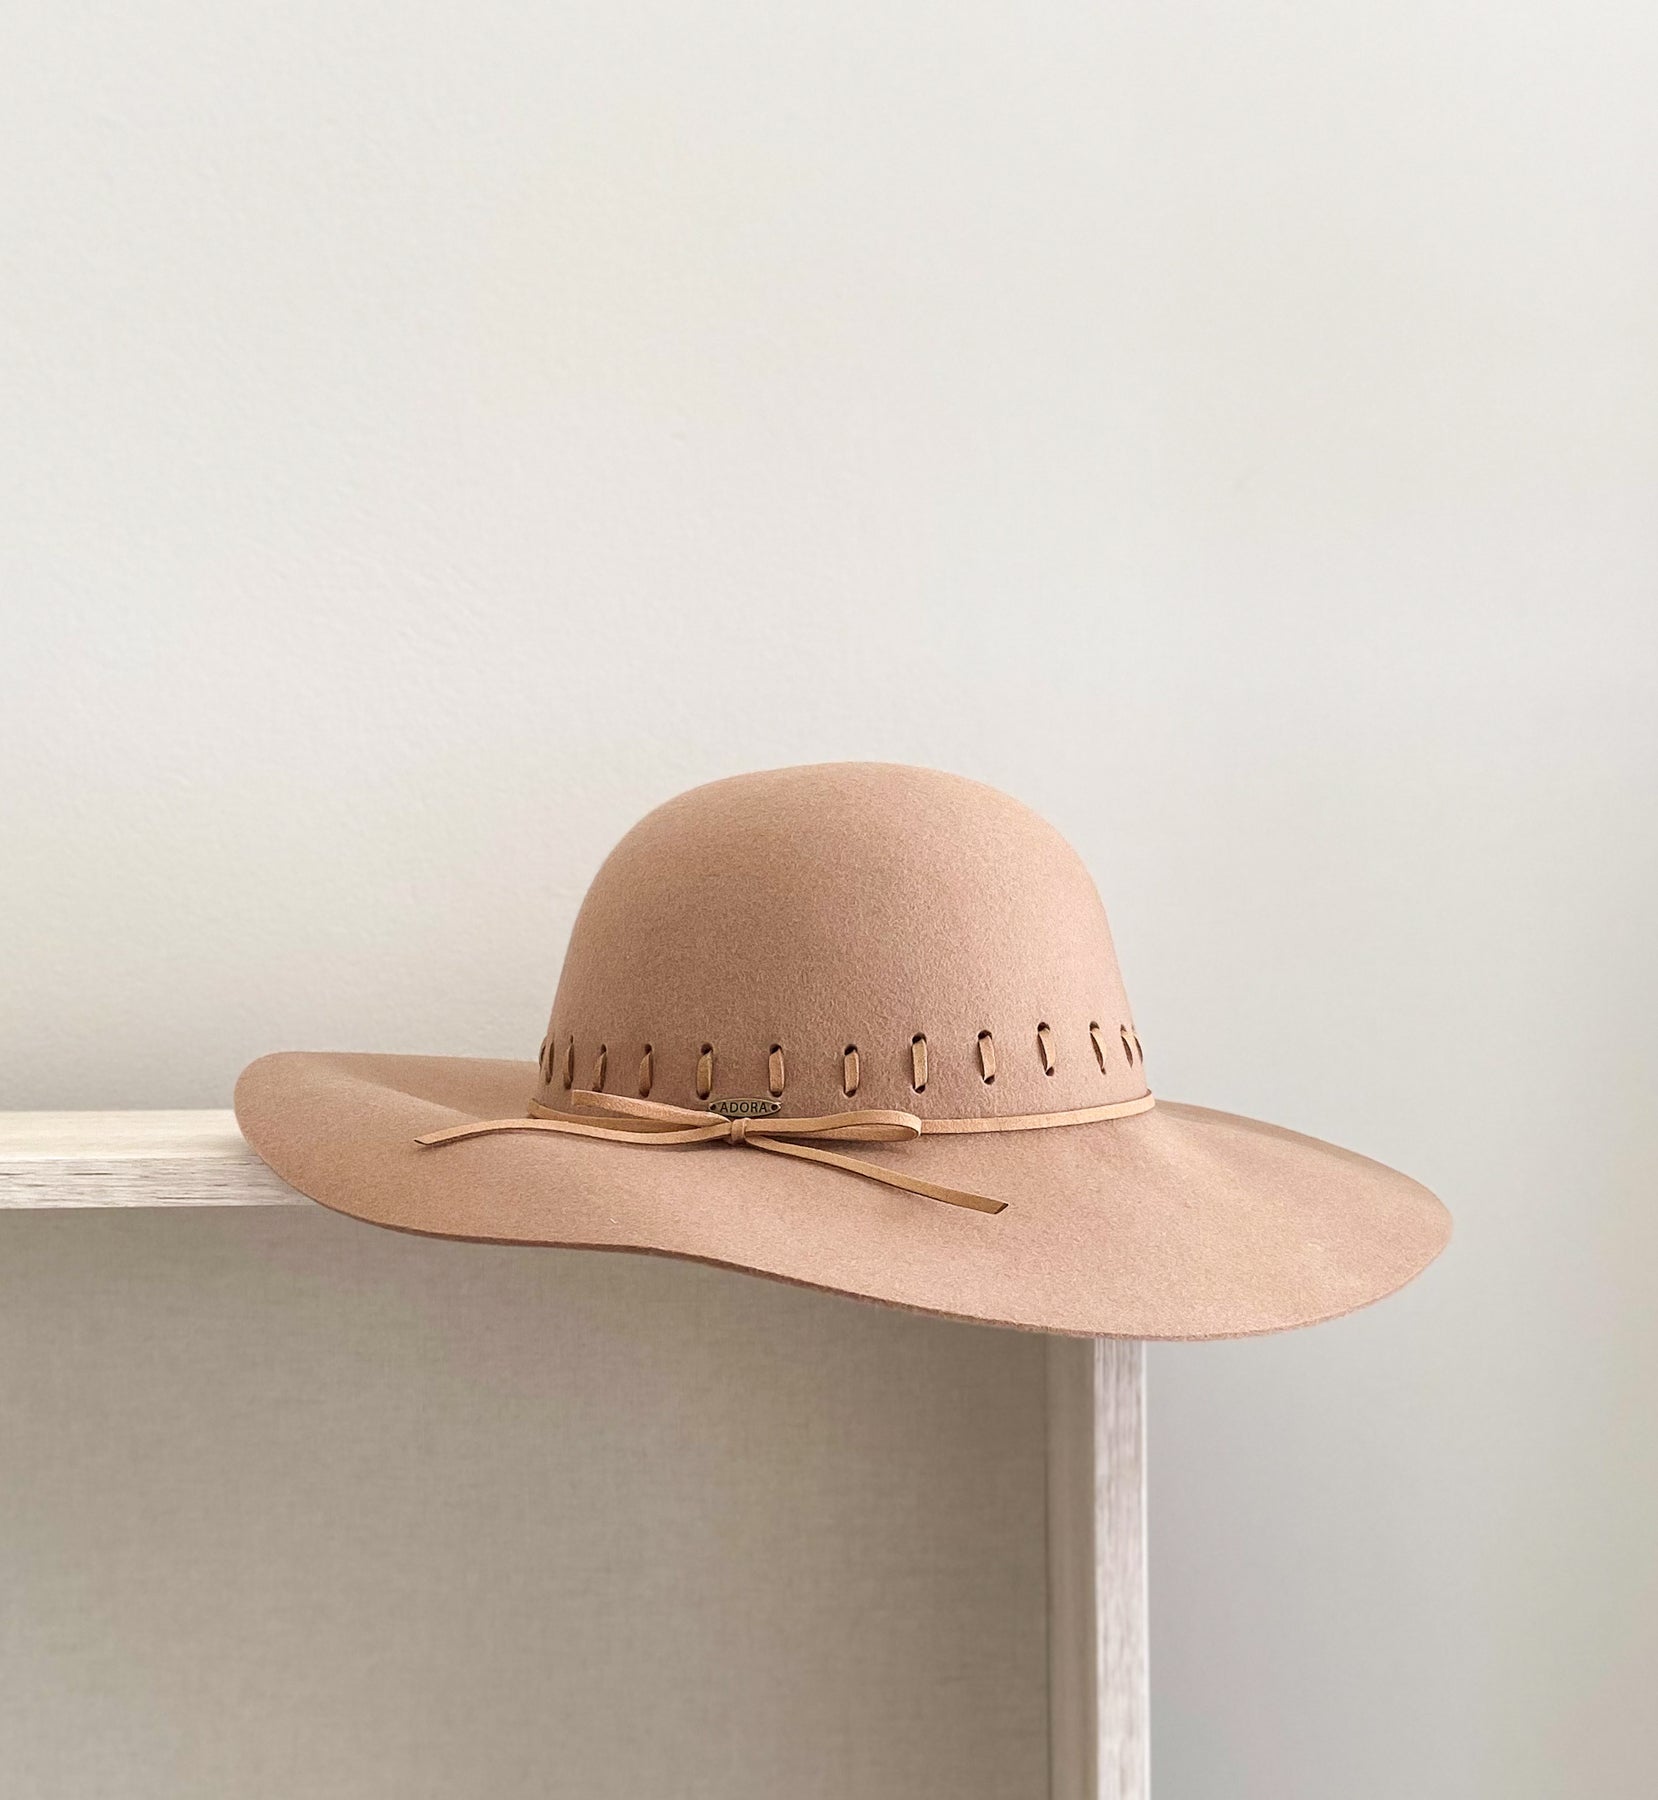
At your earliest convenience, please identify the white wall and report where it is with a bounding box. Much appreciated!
[0,1212,1050,1800]
[3,1,1655,1795]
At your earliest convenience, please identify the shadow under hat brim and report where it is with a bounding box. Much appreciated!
[233,1051,1450,1341]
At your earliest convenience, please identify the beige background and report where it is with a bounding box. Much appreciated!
[2,0,1656,1794]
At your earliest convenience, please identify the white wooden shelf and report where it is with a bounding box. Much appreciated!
[0,1110,301,1207]
[0,1110,1148,1800]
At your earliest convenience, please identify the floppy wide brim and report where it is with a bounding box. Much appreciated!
[234,1052,1450,1340]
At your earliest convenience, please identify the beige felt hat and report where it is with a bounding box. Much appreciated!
[235,763,1449,1339]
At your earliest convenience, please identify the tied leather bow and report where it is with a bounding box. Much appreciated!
[416,1087,1009,1214]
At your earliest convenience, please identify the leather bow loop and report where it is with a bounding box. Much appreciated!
[417,1088,1007,1214]
[415,1083,1154,1216]
[741,1108,923,1146]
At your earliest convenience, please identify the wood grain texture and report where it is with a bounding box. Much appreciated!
[0,1111,301,1207]
[1047,1336,1149,1800]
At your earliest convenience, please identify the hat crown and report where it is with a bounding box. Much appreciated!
[543,763,1146,1119]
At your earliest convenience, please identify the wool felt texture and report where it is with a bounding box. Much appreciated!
[234,763,1451,1339]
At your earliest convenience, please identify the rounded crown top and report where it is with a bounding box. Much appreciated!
[542,763,1146,1118]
